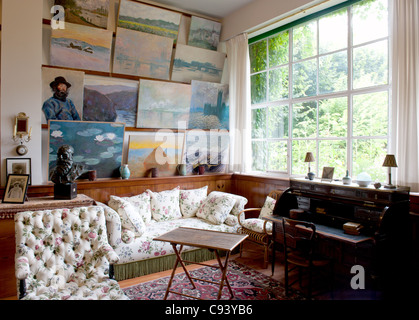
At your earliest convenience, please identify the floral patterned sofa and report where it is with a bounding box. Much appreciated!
[100,186,248,281]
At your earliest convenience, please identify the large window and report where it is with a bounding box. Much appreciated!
[249,0,389,182]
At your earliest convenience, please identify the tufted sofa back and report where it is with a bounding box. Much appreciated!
[15,206,119,294]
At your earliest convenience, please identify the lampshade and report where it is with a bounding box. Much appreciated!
[382,154,398,168]
[304,152,315,163]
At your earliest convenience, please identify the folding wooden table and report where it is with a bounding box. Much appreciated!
[154,227,248,300]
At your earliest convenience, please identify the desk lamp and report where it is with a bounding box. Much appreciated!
[382,154,397,189]
[304,152,315,180]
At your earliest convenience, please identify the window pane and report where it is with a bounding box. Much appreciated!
[353,91,388,137]
[251,72,267,104]
[268,141,288,171]
[292,59,317,98]
[269,31,289,67]
[319,140,347,179]
[319,97,347,138]
[353,138,387,182]
[292,140,316,176]
[292,101,317,138]
[251,107,266,139]
[269,66,289,101]
[293,21,317,61]
[353,0,388,46]
[252,141,266,171]
[268,104,288,138]
[353,40,388,89]
[249,40,267,73]
[319,8,348,54]
[319,51,347,94]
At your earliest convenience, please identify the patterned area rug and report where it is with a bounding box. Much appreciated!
[122,261,306,300]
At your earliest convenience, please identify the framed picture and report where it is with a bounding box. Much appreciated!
[2,174,30,204]
[321,167,335,182]
[6,158,32,185]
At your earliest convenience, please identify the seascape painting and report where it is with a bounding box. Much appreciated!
[136,80,191,129]
[48,120,125,179]
[185,130,229,174]
[189,80,229,130]
[127,132,185,177]
[50,22,113,72]
[83,75,138,127]
[55,0,110,29]
[113,27,173,79]
[171,44,226,83]
[188,16,221,51]
[117,0,181,40]
[41,67,85,124]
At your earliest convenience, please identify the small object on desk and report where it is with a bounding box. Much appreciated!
[343,222,363,235]
[342,170,352,185]
[374,182,382,189]
[289,208,304,219]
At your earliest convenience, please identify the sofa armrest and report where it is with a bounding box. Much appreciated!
[15,256,30,280]
[96,202,122,247]
[238,208,262,226]
[99,244,120,264]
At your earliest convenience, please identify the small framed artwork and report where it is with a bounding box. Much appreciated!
[321,167,335,182]
[6,158,32,185]
[2,174,30,204]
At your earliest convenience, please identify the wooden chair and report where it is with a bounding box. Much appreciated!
[237,190,283,268]
[281,217,333,299]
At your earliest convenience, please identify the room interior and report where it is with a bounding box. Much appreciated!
[0,0,418,302]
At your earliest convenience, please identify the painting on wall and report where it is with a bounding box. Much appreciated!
[50,22,113,72]
[171,44,225,83]
[184,130,230,174]
[188,16,221,51]
[136,79,191,129]
[127,132,185,177]
[83,75,138,127]
[113,27,173,80]
[41,67,85,124]
[117,0,181,40]
[189,80,229,130]
[55,0,110,29]
[48,120,125,179]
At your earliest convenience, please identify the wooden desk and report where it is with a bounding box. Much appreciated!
[154,227,248,300]
[0,194,95,299]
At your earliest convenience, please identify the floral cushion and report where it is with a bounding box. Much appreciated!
[210,191,248,216]
[147,187,182,222]
[179,186,208,218]
[196,192,236,225]
[108,196,147,237]
[259,196,276,219]
[241,218,272,234]
[109,192,152,225]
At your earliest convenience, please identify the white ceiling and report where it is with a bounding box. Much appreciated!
[150,0,256,19]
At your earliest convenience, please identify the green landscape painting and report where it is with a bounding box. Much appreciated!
[188,16,221,51]
[117,0,181,40]
[55,0,110,29]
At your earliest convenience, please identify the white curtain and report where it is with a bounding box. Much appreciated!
[226,33,251,173]
[392,0,419,191]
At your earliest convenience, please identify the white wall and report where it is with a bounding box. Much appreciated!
[1,0,43,185]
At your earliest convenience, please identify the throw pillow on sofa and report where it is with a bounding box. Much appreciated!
[210,191,248,216]
[196,191,236,225]
[179,186,208,218]
[259,196,276,219]
[108,196,147,237]
[109,192,152,225]
[147,186,182,222]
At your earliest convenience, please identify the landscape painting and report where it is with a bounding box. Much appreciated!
[83,75,138,127]
[48,120,125,179]
[189,80,229,130]
[113,27,173,79]
[50,22,113,72]
[136,80,191,129]
[184,130,230,174]
[127,132,185,177]
[188,16,221,51]
[171,44,226,83]
[41,67,85,124]
[117,0,181,40]
[55,0,110,29]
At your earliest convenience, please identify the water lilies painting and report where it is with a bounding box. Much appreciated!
[48,120,125,179]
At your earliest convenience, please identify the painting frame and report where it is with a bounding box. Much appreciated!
[6,158,32,185]
[2,174,30,204]
[321,167,335,182]
[188,16,221,51]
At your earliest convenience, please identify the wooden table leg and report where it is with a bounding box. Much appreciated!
[214,250,234,300]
